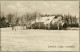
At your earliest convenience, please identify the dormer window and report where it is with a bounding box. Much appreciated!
[47,19,49,20]
[29,19,31,20]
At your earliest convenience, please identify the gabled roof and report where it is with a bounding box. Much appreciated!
[36,16,55,24]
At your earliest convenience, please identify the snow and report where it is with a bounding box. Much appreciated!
[1,27,79,51]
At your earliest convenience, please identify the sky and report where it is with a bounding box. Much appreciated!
[1,1,79,17]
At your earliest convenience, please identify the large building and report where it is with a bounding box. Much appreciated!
[31,15,63,29]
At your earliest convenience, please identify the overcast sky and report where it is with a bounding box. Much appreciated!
[1,1,79,17]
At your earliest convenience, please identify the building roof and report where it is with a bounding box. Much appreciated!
[36,16,55,24]
[51,16,62,24]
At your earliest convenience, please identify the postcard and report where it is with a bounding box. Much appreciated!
[0,0,79,52]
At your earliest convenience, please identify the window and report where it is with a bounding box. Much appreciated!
[47,19,49,20]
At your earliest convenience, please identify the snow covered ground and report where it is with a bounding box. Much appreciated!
[1,27,79,51]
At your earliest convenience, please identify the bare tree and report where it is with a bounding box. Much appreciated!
[7,13,14,27]
[7,13,19,30]
[25,11,41,29]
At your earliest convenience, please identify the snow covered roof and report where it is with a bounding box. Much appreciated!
[36,16,55,24]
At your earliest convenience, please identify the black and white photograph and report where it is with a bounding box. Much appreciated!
[0,0,79,51]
